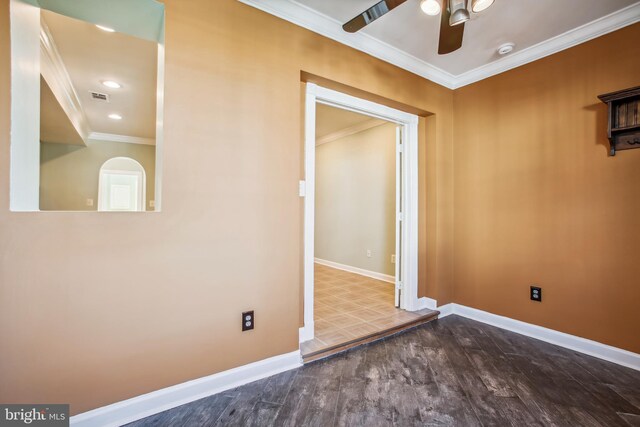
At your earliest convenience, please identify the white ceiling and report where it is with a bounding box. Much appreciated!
[240,0,640,88]
[42,10,158,141]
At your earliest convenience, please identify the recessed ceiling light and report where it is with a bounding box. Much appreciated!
[102,80,121,89]
[96,24,115,33]
[471,0,495,13]
[108,114,122,120]
[420,0,441,16]
[497,43,515,55]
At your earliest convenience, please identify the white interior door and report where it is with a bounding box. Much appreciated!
[395,125,403,308]
[98,171,144,211]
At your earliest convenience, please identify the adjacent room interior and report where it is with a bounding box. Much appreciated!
[39,9,159,212]
[1,0,639,426]
[303,103,436,359]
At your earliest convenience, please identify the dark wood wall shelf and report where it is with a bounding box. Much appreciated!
[598,86,640,156]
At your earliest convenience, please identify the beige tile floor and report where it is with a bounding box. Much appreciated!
[301,263,431,356]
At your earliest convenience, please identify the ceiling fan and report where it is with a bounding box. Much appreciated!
[342,0,495,54]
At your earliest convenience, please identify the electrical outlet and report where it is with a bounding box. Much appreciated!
[391,254,395,264]
[530,286,542,302]
[242,311,254,331]
[366,250,372,258]
[86,198,94,207]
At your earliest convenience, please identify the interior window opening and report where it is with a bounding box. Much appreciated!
[9,0,165,212]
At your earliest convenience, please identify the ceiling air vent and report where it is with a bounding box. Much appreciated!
[89,91,110,102]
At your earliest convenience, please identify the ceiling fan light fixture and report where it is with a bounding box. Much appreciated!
[420,0,441,16]
[449,0,470,26]
[471,0,494,13]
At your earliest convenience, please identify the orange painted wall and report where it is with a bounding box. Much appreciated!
[453,23,640,354]
[0,0,454,414]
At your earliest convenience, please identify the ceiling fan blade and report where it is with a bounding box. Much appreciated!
[438,0,465,54]
[343,0,407,33]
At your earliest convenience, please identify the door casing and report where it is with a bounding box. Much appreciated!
[301,83,420,343]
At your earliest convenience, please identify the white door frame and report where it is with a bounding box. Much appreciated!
[301,83,420,343]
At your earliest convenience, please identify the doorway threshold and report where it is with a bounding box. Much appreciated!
[301,309,439,363]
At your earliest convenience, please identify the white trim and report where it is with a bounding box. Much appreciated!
[237,0,456,89]
[299,324,314,343]
[89,132,156,146]
[302,83,317,343]
[435,303,454,318]
[70,350,302,427]
[316,118,386,146]
[454,2,640,88]
[401,101,420,312]
[40,19,90,143]
[10,0,41,211]
[303,83,420,344]
[435,304,640,372]
[154,38,165,211]
[415,297,438,311]
[394,125,401,307]
[237,0,640,89]
[314,258,395,284]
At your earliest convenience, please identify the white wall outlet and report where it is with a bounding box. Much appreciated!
[366,249,372,258]
[149,200,155,208]
[86,198,94,207]
[391,254,396,264]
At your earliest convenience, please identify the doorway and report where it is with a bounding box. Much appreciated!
[98,157,146,211]
[301,84,429,358]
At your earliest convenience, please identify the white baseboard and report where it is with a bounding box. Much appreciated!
[435,304,640,372]
[70,350,302,427]
[314,258,395,284]
[299,322,314,343]
[435,303,454,318]
[415,297,438,311]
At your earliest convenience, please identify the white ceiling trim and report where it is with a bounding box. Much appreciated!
[40,20,90,143]
[455,2,640,87]
[237,0,457,89]
[238,0,640,90]
[316,118,386,145]
[88,132,155,146]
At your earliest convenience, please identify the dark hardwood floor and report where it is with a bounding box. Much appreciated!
[126,315,640,426]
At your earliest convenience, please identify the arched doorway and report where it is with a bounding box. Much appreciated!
[98,157,146,211]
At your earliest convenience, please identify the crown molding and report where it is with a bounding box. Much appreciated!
[237,0,458,89]
[453,2,640,88]
[89,132,156,146]
[237,0,640,90]
[316,118,386,145]
[40,20,90,143]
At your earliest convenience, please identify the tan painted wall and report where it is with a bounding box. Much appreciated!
[40,141,156,211]
[2,0,637,415]
[453,23,640,354]
[315,122,396,276]
[0,0,454,414]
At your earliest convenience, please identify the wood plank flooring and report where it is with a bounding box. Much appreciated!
[127,315,640,426]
